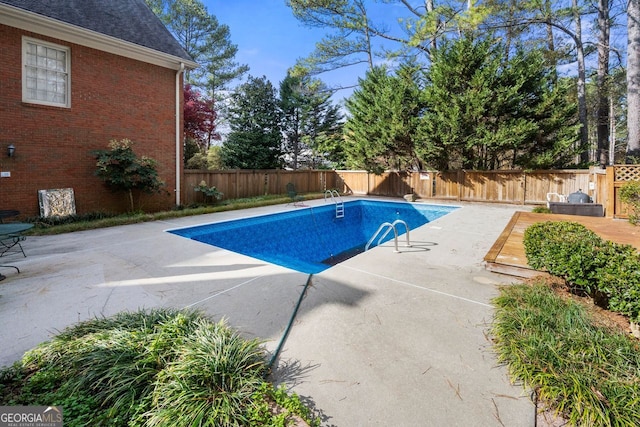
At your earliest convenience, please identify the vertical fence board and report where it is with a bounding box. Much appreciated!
[336,170,368,194]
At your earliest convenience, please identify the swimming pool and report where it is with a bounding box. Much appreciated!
[168,200,458,274]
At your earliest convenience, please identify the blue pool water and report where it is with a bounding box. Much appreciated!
[168,200,458,274]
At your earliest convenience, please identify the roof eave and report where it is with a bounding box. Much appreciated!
[0,3,198,71]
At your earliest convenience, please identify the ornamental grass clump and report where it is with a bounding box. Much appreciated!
[0,308,318,426]
[492,283,640,425]
[145,321,266,426]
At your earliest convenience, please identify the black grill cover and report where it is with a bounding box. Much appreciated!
[567,190,592,203]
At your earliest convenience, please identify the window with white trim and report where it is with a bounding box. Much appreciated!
[22,37,70,107]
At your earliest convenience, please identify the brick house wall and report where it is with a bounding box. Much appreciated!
[0,24,183,217]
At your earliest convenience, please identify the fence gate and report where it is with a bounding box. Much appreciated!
[606,165,640,218]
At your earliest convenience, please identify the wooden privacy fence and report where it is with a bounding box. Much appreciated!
[606,164,640,219]
[183,166,640,217]
[335,169,602,206]
[183,169,338,205]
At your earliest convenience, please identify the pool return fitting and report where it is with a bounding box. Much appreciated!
[365,219,411,252]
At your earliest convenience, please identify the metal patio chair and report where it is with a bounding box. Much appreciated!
[286,182,305,207]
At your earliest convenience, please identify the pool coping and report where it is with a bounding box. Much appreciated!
[166,199,461,274]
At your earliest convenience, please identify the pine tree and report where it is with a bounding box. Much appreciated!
[279,73,343,169]
[221,76,283,169]
[343,64,424,173]
[146,0,248,97]
[417,35,579,170]
[303,95,344,169]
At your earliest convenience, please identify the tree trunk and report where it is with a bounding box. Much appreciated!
[128,189,135,212]
[596,0,610,167]
[609,95,616,165]
[573,0,590,164]
[503,0,517,61]
[545,0,557,83]
[426,0,437,62]
[628,0,640,159]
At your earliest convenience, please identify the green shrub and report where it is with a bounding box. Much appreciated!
[94,139,166,212]
[144,320,267,426]
[523,221,606,295]
[194,180,224,204]
[531,206,551,214]
[524,221,640,321]
[596,244,640,322]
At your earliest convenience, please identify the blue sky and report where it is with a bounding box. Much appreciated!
[201,0,416,105]
[203,0,361,104]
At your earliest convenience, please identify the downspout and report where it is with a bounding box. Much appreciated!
[175,62,185,206]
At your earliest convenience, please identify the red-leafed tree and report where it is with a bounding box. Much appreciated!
[184,84,220,153]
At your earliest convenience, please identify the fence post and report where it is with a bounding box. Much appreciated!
[606,166,615,218]
[457,170,464,201]
[522,171,527,205]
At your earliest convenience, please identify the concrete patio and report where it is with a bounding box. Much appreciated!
[0,197,540,426]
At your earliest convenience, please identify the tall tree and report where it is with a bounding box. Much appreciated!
[302,92,344,169]
[572,0,589,164]
[221,76,283,169]
[279,73,343,169]
[183,84,219,153]
[628,0,640,159]
[197,17,249,96]
[481,0,591,162]
[287,0,376,83]
[417,36,580,170]
[596,0,611,166]
[287,0,469,83]
[146,0,248,97]
[344,63,425,173]
[288,0,499,83]
[306,101,345,168]
[279,73,308,170]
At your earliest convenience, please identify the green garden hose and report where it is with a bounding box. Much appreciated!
[266,273,314,374]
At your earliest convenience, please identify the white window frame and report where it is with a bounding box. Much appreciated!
[22,37,71,108]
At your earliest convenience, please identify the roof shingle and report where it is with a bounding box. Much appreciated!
[0,0,193,62]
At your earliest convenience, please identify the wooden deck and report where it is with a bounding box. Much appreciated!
[484,212,640,278]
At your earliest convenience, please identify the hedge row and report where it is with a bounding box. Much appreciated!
[524,221,640,322]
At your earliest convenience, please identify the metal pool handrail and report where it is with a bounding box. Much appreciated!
[365,219,411,252]
[324,189,344,218]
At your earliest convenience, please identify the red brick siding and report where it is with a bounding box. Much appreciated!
[0,24,183,217]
